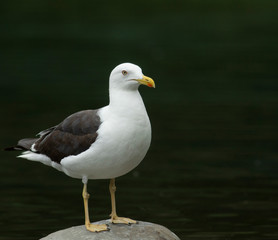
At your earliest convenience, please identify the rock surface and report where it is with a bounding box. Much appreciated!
[40,219,180,240]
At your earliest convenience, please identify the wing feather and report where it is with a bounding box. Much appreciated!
[34,109,101,163]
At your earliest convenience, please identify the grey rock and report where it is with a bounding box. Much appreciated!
[40,219,180,240]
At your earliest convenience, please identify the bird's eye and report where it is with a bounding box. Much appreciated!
[122,70,128,76]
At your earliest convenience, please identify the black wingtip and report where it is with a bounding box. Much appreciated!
[4,146,25,151]
[4,147,15,151]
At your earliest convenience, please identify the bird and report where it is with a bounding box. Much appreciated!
[5,62,155,232]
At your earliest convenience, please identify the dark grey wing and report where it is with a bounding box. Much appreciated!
[37,126,57,137]
[34,109,101,163]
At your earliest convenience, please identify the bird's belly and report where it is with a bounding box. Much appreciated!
[61,118,151,179]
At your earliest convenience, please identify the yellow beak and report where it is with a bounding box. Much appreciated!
[136,75,155,88]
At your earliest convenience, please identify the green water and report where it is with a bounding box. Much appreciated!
[1,1,278,239]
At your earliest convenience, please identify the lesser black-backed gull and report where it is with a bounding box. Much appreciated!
[5,63,155,232]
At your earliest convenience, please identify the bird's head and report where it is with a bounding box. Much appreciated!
[109,63,155,90]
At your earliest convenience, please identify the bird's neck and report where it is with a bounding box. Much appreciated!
[108,89,146,116]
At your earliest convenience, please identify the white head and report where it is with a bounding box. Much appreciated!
[109,63,155,91]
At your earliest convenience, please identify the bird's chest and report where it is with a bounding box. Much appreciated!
[105,116,150,146]
[97,113,151,159]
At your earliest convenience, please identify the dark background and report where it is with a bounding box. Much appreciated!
[1,1,278,239]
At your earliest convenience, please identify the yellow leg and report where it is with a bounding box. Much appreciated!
[82,183,109,232]
[109,178,137,224]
